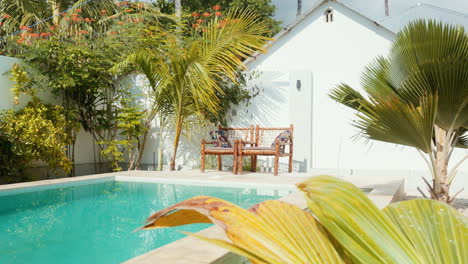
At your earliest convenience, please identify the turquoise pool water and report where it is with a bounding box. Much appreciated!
[0,180,291,264]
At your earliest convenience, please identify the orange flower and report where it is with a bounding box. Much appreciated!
[214,12,221,16]
[71,13,79,17]
[0,22,3,26]
[203,12,210,17]
[80,30,88,34]
[49,26,55,30]
[2,14,11,18]
[64,18,69,21]
[192,23,199,28]
[202,28,208,32]
[212,5,221,10]
[117,22,124,25]
[192,12,200,18]
[196,19,203,23]
[60,13,67,16]
[76,9,82,12]
[101,9,107,13]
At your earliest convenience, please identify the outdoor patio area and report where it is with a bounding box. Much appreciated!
[0,0,467,263]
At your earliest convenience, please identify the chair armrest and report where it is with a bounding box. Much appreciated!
[278,141,292,146]
[201,139,215,145]
[238,140,256,146]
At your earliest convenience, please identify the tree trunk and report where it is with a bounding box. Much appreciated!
[430,126,452,203]
[170,112,183,171]
[52,0,62,24]
[158,117,165,171]
[158,147,163,171]
[175,0,182,19]
[133,129,149,170]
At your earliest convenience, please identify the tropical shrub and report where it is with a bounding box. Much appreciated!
[0,101,74,176]
[0,133,27,183]
[98,97,147,171]
[140,176,468,263]
[329,20,468,203]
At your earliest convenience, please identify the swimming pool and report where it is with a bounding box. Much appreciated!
[0,178,293,264]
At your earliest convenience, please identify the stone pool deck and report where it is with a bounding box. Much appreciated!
[0,170,405,264]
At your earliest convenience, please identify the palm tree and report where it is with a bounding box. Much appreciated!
[329,20,468,203]
[117,9,270,171]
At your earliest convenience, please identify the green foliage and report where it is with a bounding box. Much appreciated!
[99,140,126,172]
[9,63,35,105]
[0,101,74,176]
[204,72,260,126]
[98,96,147,171]
[0,134,27,183]
[156,0,281,36]
[329,20,468,202]
[1,4,173,173]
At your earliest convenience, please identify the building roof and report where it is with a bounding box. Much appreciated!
[379,3,468,32]
[245,0,393,65]
[245,0,468,65]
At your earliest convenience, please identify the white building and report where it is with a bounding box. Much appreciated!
[229,0,468,194]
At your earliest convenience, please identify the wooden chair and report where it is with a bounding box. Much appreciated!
[201,125,254,173]
[237,124,293,176]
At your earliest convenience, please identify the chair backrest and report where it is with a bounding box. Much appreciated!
[218,125,255,143]
[255,124,294,148]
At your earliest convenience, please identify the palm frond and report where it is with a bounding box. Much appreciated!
[329,84,366,111]
[389,20,468,131]
[355,95,437,153]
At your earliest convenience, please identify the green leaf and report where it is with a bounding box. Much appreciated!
[383,199,468,264]
[298,176,424,264]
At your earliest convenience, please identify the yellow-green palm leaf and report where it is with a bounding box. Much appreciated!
[141,196,345,263]
[140,176,467,264]
[383,199,468,264]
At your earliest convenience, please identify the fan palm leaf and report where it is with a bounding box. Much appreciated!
[140,176,468,264]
